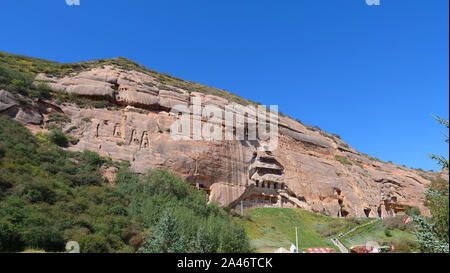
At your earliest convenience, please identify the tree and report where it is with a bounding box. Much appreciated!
[139,210,188,253]
[0,220,23,252]
[47,129,68,147]
[413,116,449,253]
[429,116,449,170]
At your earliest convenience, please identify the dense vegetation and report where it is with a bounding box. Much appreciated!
[0,116,250,253]
[115,169,251,253]
[413,116,449,253]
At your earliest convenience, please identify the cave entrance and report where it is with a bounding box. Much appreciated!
[377,206,382,218]
[364,208,371,218]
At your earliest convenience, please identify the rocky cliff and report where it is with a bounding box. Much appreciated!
[1,55,443,218]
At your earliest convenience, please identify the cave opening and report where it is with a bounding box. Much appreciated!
[364,208,371,218]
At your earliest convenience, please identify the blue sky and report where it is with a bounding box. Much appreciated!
[1,0,448,171]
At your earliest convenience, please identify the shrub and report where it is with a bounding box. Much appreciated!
[109,205,128,216]
[92,100,110,108]
[77,234,110,253]
[0,172,14,195]
[405,206,421,216]
[21,226,65,252]
[23,180,57,204]
[47,112,70,129]
[129,234,144,251]
[335,155,353,165]
[140,210,188,253]
[0,220,23,252]
[117,169,251,253]
[383,215,411,231]
[384,228,392,237]
[64,126,77,134]
[0,144,5,158]
[47,129,68,147]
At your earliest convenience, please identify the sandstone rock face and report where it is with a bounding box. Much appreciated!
[2,66,442,218]
[0,90,18,111]
[0,90,43,124]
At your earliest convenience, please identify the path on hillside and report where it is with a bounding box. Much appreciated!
[331,238,348,253]
[331,219,381,253]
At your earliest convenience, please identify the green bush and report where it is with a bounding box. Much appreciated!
[0,144,5,158]
[405,206,421,216]
[76,234,110,253]
[21,226,65,252]
[383,215,411,231]
[335,155,353,166]
[117,169,251,253]
[47,129,69,147]
[92,100,110,108]
[0,220,23,252]
[384,228,392,237]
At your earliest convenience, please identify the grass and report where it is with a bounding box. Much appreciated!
[235,208,418,253]
[19,249,49,253]
[335,155,353,166]
[234,208,369,253]
[360,153,381,162]
[340,220,418,253]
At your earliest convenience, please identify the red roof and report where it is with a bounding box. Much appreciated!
[305,248,337,253]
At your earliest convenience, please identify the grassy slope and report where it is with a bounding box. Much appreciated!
[234,208,371,253]
[340,221,418,253]
[0,116,135,253]
[0,116,250,253]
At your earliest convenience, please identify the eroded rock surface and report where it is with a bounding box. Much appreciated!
[2,65,444,218]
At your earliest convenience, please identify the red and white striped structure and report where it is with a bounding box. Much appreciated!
[305,248,337,253]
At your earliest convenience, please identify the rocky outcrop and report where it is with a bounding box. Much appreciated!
[2,64,443,218]
[0,90,43,124]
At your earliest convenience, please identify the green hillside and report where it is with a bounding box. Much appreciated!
[0,116,250,253]
[234,208,371,253]
[340,216,419,253]
[235,208,419,253]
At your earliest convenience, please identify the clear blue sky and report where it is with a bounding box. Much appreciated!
[1,0,448,171]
